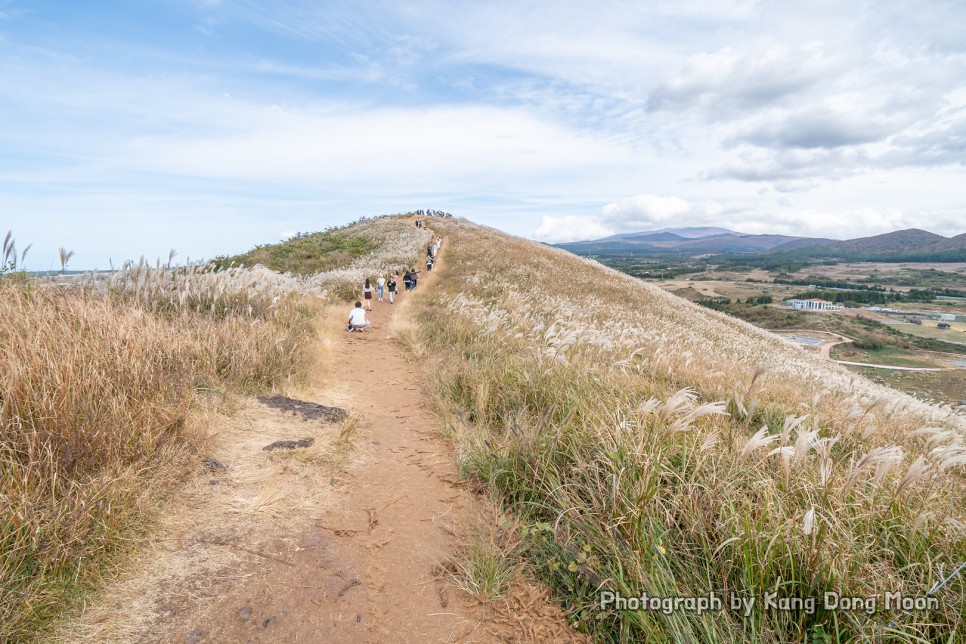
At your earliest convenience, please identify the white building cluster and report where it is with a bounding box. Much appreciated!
[783,298,844,311]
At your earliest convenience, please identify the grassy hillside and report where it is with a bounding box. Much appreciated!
[213,226,376,275]
[212,216,427,276]
[213,216,432,301]
[411,218,966,642]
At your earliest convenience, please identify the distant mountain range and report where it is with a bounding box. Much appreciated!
[557,227,966,262]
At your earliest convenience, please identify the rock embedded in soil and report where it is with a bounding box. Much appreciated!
[256,394,348,422]
[262,438,314,451]
[201,458,227,471]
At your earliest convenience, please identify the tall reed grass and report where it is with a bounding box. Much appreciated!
[210,216,432,301]
[0,257,321,640]
[1,213,431,640]
[413,218,966,642]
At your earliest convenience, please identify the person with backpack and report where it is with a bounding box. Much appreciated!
[403,269,413,291]
[426,253,434,271]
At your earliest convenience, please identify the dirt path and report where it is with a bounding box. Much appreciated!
[53,230,581,643]
[831,360,950,372]
[777,329,854,358]
[253,252,496,642]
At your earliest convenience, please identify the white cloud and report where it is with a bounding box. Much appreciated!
[743,207,905,239]
[534,187,966,243]
[1,0,964,269]
[601,194,692,227]
[535,194,742,242]
[533,215,613,243]
[126,103,634,190]
[648,44,839,112]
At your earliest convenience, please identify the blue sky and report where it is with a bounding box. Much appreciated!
[2,0,965,269]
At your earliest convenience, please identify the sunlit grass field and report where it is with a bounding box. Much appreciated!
[892,321,966,345]
[4,214,963,642]
[0,217,429,641]
[413,218,966,642]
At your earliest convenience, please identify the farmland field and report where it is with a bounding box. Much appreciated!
[889,320,966,344]
[590,256,966,407]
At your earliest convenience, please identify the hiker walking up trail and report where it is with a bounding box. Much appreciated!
[426,253,434,271]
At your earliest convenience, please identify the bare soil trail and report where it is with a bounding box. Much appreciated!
[53,227,581,643]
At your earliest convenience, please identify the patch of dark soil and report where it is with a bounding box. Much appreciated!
[263,438,314,451]
[257,395,348,422]
[202,458,227,471]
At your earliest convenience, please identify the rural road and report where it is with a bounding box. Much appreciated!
[832,360,950,372]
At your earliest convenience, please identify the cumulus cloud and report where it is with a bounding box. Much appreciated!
[533,191,965,244]
[704,148,867,183]
[533,215,614,243]
[534,194,743,242]
[600,194,692,227]
[647,45,838,113]
[882,113,966,168]
[746,207,920,240]
[734,106,898,150]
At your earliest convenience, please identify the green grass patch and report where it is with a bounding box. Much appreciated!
[830,345,941,368]
[212,228,376,275]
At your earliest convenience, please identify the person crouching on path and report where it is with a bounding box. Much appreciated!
[348,302,371,332]
[376,275,385,302]
[387,272,398,304]
[363,278,374,310]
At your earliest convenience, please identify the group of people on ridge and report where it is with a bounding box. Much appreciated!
[349,236,442,332]
[426,237,441,272]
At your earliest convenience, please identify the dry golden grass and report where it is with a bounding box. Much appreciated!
[1,218,430,641]
[411,218,966,642]
[0,275,321,641]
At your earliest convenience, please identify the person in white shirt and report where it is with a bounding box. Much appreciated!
[348,302,371,331]
[376,275,386,301]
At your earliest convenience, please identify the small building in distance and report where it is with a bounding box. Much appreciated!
[783,298,843,311]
